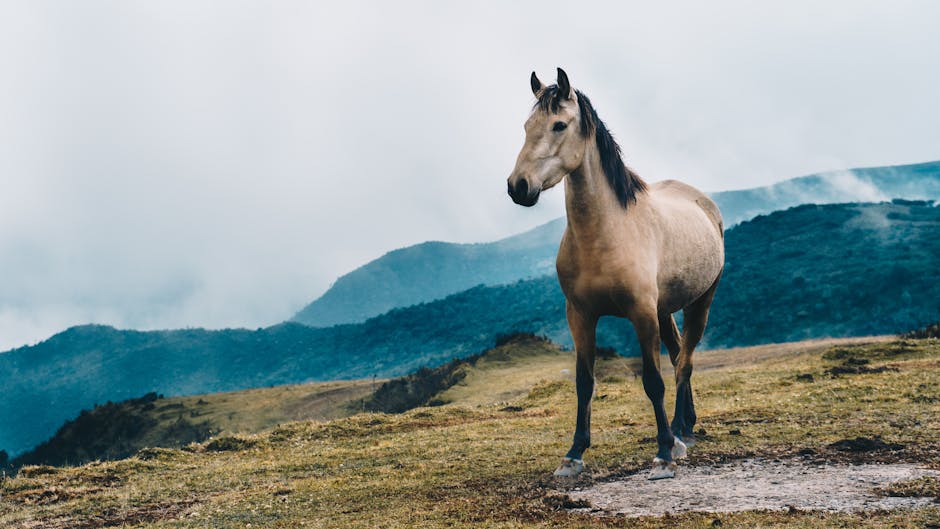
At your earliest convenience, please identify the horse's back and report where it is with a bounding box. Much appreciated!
[649,180,723,235]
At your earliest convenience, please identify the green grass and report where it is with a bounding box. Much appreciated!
[2,338,939,528]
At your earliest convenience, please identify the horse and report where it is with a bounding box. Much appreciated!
[507,68,724,480]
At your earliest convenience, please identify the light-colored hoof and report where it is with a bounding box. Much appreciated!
[672,438,688,459]
[648,457,678,480]
[553,457,584,478]
[680,435,696,448]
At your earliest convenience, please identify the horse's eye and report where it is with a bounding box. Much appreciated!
[552,121,568,132]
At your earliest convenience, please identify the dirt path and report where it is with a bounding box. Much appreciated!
[566,459,938,517]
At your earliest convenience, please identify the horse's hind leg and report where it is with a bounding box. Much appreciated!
[659,312,681,368]
[672,272,721,444]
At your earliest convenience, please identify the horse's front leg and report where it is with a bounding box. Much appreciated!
[633,307,687,480]
[554,301,597,478]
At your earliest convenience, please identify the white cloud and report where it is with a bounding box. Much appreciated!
[827,171,889,203]
[1,1,939,349]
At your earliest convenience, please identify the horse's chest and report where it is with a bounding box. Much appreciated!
[561,277,643,319]
[556,250,645,316]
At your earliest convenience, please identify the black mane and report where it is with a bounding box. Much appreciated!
[535,85,646,208]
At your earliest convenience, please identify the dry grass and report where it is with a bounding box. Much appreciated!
[2,337,939,528]
[163,379,379,436]
[433,338,573,407]
[125,379,379,456]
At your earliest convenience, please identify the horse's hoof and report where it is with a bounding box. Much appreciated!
[672,438,688,459]
[553,457,584,478]
[647,457,678,480]
[680,435,696,448]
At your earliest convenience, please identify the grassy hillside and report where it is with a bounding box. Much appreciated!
[9,379,377,469]
[3,200,939,458]
[294,161,940,327]
[7,334,561,469]
[2,336,938,528]
[710,200,940,344]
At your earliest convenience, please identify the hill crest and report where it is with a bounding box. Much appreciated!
[294,161,940,327]
[2,200,939,457]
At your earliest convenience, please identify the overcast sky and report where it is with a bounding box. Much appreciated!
[1,1,939,351]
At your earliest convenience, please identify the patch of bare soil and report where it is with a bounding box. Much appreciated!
[565,459,939,517]
[826,356,899,376]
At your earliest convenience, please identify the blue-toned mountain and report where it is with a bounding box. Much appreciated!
[3,200,939,456]
[293,161,940,327]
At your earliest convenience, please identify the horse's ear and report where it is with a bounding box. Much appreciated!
[556,67,571,99]
[530,72,543,96]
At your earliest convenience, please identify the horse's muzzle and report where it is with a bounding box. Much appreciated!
[507,178,540,207]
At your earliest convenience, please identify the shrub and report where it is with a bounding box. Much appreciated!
[903,321,940,339]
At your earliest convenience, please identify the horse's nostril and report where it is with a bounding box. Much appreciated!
[507,181,514,197]
[517,178,529,197]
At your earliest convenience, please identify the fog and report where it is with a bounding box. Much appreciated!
[1,1,939,350]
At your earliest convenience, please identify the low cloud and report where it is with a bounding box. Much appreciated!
[1,1,939,350]
[826,171,889,203]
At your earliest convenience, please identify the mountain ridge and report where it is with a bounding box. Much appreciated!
[3,200,939,456]
[294,160,940,327]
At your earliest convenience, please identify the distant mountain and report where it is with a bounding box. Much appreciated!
[3,200,939,457]
[292,218,565,327]
[711,160,940,225]
[294,161,940,327]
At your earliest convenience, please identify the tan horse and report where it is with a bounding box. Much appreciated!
[507,68,724,480]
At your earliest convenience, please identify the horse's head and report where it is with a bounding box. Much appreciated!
[507,68,589,207]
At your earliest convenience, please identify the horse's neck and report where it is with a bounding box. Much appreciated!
[563,144,631,243]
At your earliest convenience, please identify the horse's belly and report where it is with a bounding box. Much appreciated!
[657,238,723,312]
[658,274,712,313]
